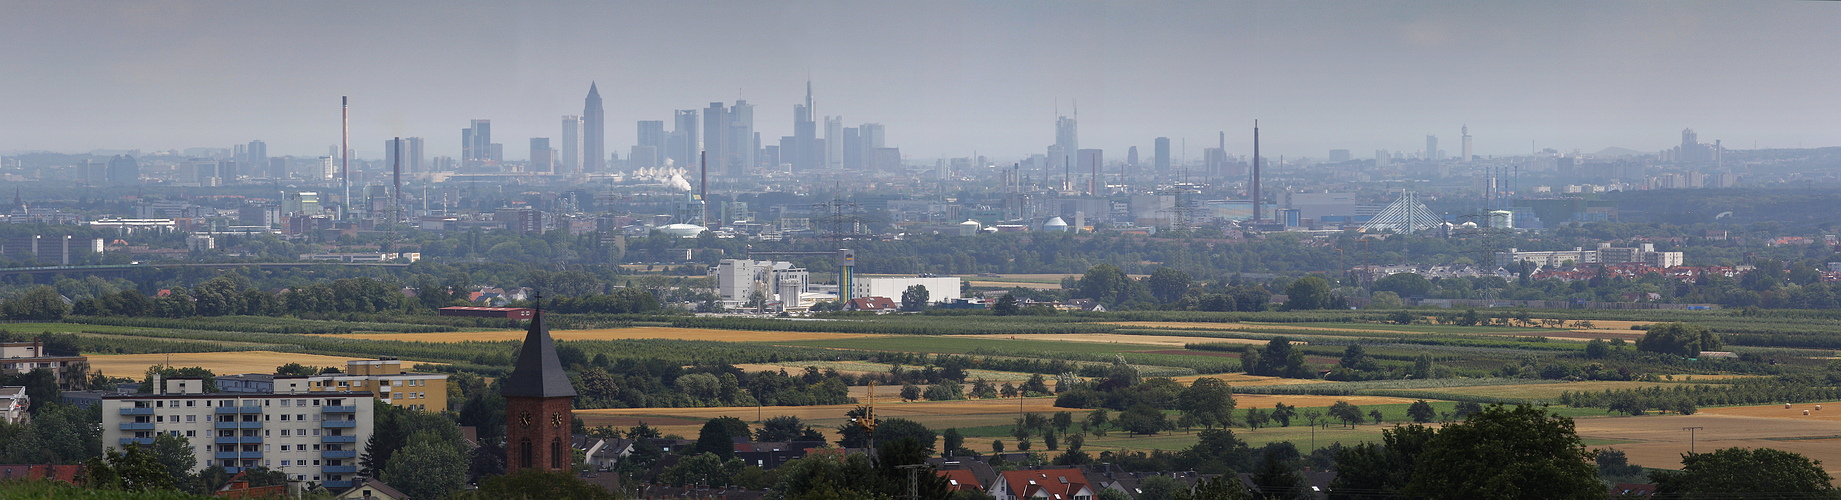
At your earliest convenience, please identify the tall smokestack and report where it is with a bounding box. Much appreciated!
[341,96,350,219]
[1251,120,1260,225]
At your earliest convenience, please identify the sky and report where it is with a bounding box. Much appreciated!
[2,1,1838,161]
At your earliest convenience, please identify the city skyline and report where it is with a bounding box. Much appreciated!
[2,1,1838,160]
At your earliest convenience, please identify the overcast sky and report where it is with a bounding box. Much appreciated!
[3,1,1837,161]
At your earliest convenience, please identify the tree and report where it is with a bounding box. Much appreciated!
[148,434,195,481]
[4,286,70,320]
[1119,404,1168,436]
[1369,291,1404,309]
[1085,408,1110,436]
[1251,446,1306,500]
[1075,264,1134,307]
[1189,474,1254,500]
[696,417,750,459]
[942,428,966,456]
[1339,345,1379,372]
[1329,424,1437,500]
[1250,337,1311,379]
[661,452,745,487]
[1282,276,1333,311]
[1328,401,1364,428]
[1245,407,1269,430]
[900,383,922,402]
[901,284,930,311]
[1178,377,1237,429]
[756,415,817,442]
[1052,411,1075,433]
[1636,323,1721,357]
[993,294,1020,316]
[1402,405,1603,500]
[1138,475,1185,500]
[1372,272,1433,298]
[81,445,171,492]
[1584,339,1610,359]
[1650,447,1838,499]
[1271,403,1296,427]
[1406,400,1436,423]
[382,431,467,500]
[1146,267,1193,304]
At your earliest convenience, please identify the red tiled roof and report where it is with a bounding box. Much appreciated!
[0,464,82,484]
[940,469,983,491]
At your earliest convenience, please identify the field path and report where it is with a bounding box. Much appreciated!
[315,326,883,343]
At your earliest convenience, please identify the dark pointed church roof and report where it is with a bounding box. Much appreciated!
[501,296,578,398]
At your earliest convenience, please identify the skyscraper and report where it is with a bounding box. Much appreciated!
[560,115,580,174]
[530,138,553,172]
[405,137,424,173]
[824,116,843,170]
[727,100,754,177]
[841,127,861,171]
[106,155,138,185]
[582,84,604,173]
[246,140,268,177]
[1154,137,1171,172]
[1055,115,1078,179]
[792,81,818,171]
[1425,135,1438,161]
[703,102,729,177]
[1461,125,1473,162]
[464,120,492,167]
[635,120,665,169]
[671,110,699,169]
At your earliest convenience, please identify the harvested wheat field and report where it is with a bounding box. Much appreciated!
[1103,321,1400,335]
[87,351,373,378]
[1573,410,1841,477]
[320,327,883,343]
[949,333,1268,348]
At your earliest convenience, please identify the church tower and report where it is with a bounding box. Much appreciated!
[503,297,578,472]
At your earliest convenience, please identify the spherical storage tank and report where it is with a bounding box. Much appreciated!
[958,219,982,236]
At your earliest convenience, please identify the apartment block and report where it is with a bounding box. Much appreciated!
[99,377,374,489]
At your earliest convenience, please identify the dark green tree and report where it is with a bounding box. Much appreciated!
[1328,424,1436,500]
[1282,276,1333,311]
[381,431,467,500]
[1146,267,1193,304]
[1402,405,1602,500]
[1406,400,1436,423]
[1651,447,1838,499]
[1636,323,1720,357]
[901,284,930,311]
[696,416,750,459]
[148,434,195,481]
[1178,377,1237,429]
[458,469,621,499]
[993,294,1020,315]
[1372,272,1433,298]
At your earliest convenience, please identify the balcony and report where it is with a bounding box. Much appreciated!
[322,480,354,489]
[321,435,357,444]
[238,421,263,429]
[214,421,240,429]
[240,406,264,414]
[323,465,357,474]
[215,436,239,445]
[321,405,356,413]
[117,438,154,446]
[118,422,155,431]
[321,420,356,429]
[216,451,263,460]
[215,451,240,460]
[216,436,265,445]
[322,450,357,459]
[118,407,154,416]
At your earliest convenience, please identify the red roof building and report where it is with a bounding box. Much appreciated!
[989,469,1094,500]
[940,469,984,492]
[844,297,898,312]
[0,464,82,484]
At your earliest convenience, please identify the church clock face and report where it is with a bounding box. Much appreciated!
[518,411,533,428]
[551,412,564,428]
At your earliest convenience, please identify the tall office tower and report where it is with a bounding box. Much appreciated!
[234,143,247,166]
[842,127,862,171]
[1078,149,1103,195]
[629,146,658,170]
[636,121,666,159]
[1055,115,1078,179]
[670,110,699,168]
[405,137,424,173]
[726,100,753,177]
[778,136,797,170]
[792,81,818,171]
[560,115,580,174]
[1126,146,1138,181]
[1461,125,1473,162]
[860,123,885,150]
[1425,135,1438,161]
[246,140,268,177]
[1329,149,1352,162]
[269,158,287,179]
[1376,149,1391,167]
[1154,137,1171,172]
[462,120,491,166]
[582,83,604,173]
[702,102,730,178]
[823,116,843,170]
[106,155,138,185]
[529,138,553,172]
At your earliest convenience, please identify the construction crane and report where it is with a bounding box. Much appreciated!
[745,247,858,303]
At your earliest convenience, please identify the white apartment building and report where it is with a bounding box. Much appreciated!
[100,377,374,490]
[851,276,962,304]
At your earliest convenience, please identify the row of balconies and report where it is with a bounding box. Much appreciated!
[117,405,358,417]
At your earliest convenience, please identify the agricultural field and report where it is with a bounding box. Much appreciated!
[947,333,1268,348]
[319,326,884,343]
[1574,403,1841,477]
[86,351,378,378]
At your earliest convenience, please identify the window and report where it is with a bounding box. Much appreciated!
[280,400,290,407]
[185,401,194,407]
[281,445,290,452]
[264,445,271,452]
[281,415,290,421]
[311,460,320,466]
[296,399,306,406]
[281,460,290,466]
[312,400,321,406]
[392,380,402,386]
[280,430,289,437]
[298,414,305,421]
[519,439,532,469]
[156,416,164,423]
[186,430,195,437]
[551,438,564,469]
[185,415,195,422]
[312,444,321,451]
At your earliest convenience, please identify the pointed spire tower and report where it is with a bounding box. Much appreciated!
[502,294,577,472]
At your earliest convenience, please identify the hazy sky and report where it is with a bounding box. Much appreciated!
[3,1,1838,161]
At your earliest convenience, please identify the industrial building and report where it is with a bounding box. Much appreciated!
[851,276,961,305]
[713,259,811,308]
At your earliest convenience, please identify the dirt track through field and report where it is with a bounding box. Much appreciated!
[948,333,1268,348]
[316,327,883,343]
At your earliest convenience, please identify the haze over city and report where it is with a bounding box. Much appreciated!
[4,0,1838,159]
